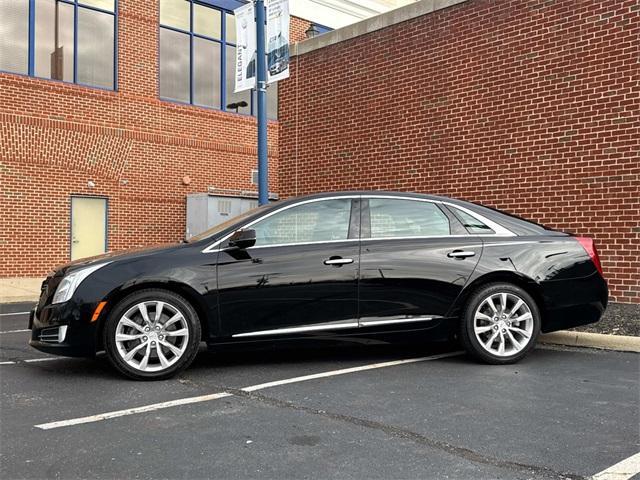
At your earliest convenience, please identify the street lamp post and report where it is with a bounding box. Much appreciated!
[255,0,268,206]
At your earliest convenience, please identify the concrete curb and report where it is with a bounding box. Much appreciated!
[0,294,39,304]
[540,331,640,353]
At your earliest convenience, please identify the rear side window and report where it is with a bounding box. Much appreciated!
[252,199,352,246]
[452,208,495,234]
[369,199,450,238]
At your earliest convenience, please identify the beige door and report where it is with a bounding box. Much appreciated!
[71,197,107,260]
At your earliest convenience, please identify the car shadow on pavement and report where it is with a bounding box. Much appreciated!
[16,340,463,382]
[189,340,462,371]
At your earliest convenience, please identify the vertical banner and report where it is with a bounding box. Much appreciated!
[234,2,256,93]
[266,0,290,83]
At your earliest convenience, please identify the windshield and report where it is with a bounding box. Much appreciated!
[187,205,268,243]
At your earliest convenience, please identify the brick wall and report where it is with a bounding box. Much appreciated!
[278,0,640,303]
[0,0,309,277]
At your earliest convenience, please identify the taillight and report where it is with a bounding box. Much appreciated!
[576,237,604,277]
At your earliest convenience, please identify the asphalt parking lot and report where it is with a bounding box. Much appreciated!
[1,307,639,480]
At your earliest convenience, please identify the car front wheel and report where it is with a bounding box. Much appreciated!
[460,283,541,364]
[104,289,201,380]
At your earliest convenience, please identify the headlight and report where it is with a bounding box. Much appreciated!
[52,263,111,304]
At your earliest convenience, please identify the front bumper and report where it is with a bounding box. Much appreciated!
[29,302,98,357]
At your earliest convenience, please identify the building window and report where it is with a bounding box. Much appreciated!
[0,0,116,90]
[159,0,277,119]
[0,1,30,75]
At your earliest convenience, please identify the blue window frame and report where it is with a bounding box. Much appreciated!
[0,0,117,90]
[159,0,277,119]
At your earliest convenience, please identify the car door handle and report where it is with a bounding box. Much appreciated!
[324,257,354,266]
[447,250,476,259]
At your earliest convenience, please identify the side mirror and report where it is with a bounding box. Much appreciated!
[228,229,256,250]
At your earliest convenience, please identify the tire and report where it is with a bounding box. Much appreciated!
[103,289,201,380]
[459,283,541,365]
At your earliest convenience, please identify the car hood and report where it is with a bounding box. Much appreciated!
[53,243,184,276]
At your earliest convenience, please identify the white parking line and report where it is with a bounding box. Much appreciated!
[0,361,16,365]
[592,451,640,480]
[0,311,30,316]
[240,352,463,392]
[34,351,463,430]
[35,392,233,430]
[0,329,30,334]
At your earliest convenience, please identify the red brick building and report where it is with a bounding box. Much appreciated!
[0,0,309,278]
[278,0,639,303]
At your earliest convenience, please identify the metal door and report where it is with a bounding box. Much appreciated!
[70,196,107,260]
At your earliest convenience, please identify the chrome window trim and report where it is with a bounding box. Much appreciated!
[246,238,359,250]
[480,241,536,247]
[363,236,480,243]
[202,194,515,253]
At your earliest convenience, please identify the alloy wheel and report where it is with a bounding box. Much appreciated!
[115,301,190,372]
[473,292,534,357]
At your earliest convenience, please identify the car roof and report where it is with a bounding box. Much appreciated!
[282,190,447,203]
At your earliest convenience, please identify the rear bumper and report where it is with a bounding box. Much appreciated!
[29,303,98,358]
[540,273,608,333]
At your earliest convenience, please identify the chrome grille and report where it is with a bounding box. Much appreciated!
[38,326,68,344]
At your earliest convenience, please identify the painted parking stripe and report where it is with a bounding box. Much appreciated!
[0,361,16,365]
[34,351,463,430]
[592,451,640,480]
[0,311,30,317]
[35,393,234,430]
[240,352,463,392]
[0,329,30,334]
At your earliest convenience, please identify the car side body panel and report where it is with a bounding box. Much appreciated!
[452,235,608,333]
[358,237,483,323]
[216,241,360,337]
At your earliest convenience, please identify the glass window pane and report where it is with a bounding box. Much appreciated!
[159,28,190,102]
[225,45,250,113]
[453,208,495,234]
[160,0,190,30]
[369,199,450,238]
[79,0,115,12]
[0,0,29,74]
[77,7,114,89]
[193,37,220,108]
[35,0,74,81]
[225,13,236,44]
[194,3,220,38]
[253,200,352,246]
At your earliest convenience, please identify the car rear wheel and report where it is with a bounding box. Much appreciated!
[104,289,201,380]
[460,283,540,364]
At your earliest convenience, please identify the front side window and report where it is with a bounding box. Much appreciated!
[0,0,116,89]
[252,199,353,246]
[159,0,277,119]
[369,199,450,238]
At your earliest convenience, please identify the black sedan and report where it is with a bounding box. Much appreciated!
[29,192,608,380]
